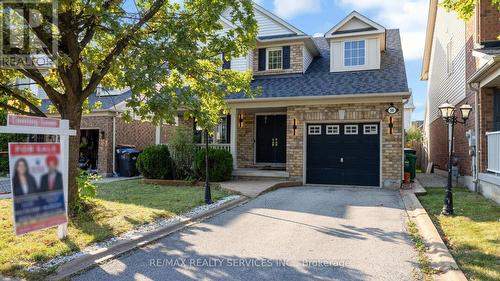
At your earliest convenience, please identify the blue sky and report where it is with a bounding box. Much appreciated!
[253,0,429,120]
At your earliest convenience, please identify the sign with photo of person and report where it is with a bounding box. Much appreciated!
[9,143,67,236]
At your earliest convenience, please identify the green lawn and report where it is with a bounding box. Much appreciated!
[418,187,500,281]
[0,179,231,279]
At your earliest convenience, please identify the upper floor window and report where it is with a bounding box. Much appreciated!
[267,48,283,70]
[344,40,365,66]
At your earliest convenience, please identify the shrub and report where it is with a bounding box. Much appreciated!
[74,171,101,213]
[194,148,233,182]
[168,127,196,180]
[136,145,173,179]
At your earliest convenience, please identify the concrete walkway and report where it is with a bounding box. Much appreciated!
[416,173,447,188]
[73,186,419,281]
[219,180,300,198]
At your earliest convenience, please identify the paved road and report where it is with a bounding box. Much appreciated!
[73,187,419,281]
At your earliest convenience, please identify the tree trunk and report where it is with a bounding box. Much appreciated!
[60,104,83,215]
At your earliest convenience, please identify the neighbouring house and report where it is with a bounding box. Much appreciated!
[40,89,173,176]
[404,94,416,130]
[180,4,410,189]
[421,0,500,203]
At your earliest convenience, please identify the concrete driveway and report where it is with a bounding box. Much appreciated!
[73,187,420,281]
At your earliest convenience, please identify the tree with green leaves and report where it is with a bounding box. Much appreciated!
[441,0,500,39]
[0,0,258,212]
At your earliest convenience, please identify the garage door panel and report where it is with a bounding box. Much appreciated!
[306,123,380,187]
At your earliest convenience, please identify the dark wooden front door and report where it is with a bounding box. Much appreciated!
[256,115,287,164]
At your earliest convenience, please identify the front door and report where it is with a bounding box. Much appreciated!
[256,115,286,164]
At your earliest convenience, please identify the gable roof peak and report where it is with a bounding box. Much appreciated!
[325,11,386,39]
[251,1,306,36]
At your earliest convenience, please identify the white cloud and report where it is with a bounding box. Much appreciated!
[273,0,322,19]
[337,0,428,61]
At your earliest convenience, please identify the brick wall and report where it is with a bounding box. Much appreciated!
[286,102,404,189]
[81,114,174,175]
[253,44,304,75]
[236,112,255,168]
[479,0,500,43]
[479,87,497,171]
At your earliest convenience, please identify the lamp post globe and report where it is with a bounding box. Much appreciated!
[459,103,473,121]
[439,101,456,120]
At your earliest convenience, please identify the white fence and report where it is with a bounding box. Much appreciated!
[487,131,500,174]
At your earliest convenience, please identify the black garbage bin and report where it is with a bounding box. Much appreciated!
[116,147,141,177]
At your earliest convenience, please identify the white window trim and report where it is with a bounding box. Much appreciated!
[308,125,322,135]
[343,40,366,67]
[344,125,358,135]
[266,47,283,70]
[363,124,378,135]
[326,125,340,135]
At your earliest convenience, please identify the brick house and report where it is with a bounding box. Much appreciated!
[42,89,172,176]
[421,0,500,203]
[185,4,410,189]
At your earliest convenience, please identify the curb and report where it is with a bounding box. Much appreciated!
[48,196,249,281]
[413,179,427,196]
[400,189,467,281]
[258,181,304,196]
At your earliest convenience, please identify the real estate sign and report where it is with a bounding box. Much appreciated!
[9,143,67,236]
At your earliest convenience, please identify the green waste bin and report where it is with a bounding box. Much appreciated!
[405,153,417,181]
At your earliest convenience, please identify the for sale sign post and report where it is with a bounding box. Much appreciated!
[9,143,67,235]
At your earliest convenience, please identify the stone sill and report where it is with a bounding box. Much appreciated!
[479,173,500,186]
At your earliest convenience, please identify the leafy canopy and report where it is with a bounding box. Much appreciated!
[0,0,259,131]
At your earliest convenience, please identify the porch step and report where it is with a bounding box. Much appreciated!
[232,168,290,180]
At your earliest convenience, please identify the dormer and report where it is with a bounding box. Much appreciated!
[325,11,386,72]
[220,2,320,75]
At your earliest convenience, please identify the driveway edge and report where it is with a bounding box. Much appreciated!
[400,189,467,281]
[48,196,249,281]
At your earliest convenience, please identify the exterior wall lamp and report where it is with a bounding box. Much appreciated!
[438,101,472,215]
[386,103,399,135]
[238,113,244,128]
[293,119,298,136]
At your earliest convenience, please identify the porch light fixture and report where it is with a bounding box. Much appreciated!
[438,101,472,216]
[293,119,298,136]
[388,116,394,134]
[238,113,244,128]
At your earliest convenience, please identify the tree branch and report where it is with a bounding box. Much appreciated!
[0,84,46,117]
[83,0,168,97]
[17,68,63,106]
[0,102,44,117]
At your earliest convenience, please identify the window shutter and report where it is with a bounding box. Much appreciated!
[222,53,231,70]
[258,48,266,71]
[283,46,291,69]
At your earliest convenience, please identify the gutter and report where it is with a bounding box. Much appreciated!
[467,56,500,83]
[226,91,411,103]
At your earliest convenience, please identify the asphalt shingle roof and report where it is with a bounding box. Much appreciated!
[229,29,409,100]
[41,90,132,112]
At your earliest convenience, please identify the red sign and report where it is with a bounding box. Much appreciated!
[9,143,67,235]
[9,143,61,156]
[8,115,60,129]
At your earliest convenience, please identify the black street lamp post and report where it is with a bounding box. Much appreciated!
[204,129,212,205]
[438,101,472,215]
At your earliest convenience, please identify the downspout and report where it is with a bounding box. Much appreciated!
[471,82,480,191]
[112,114,117,177]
